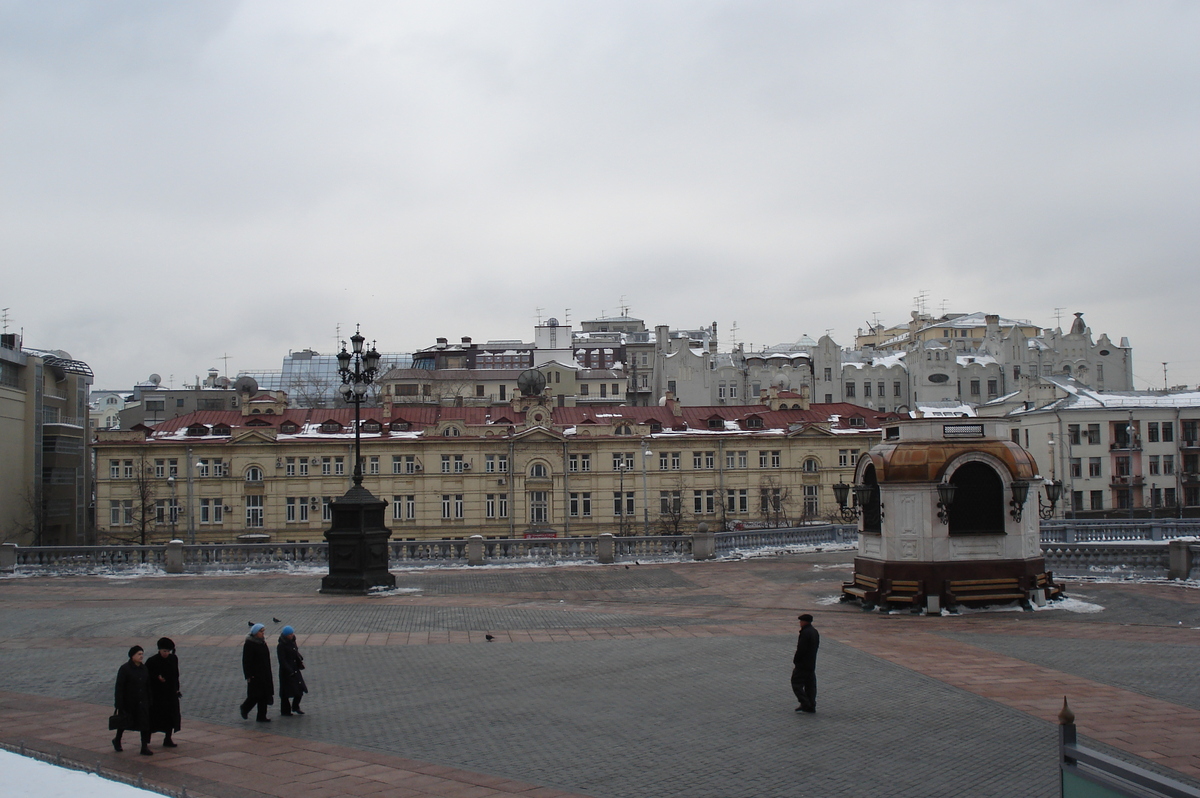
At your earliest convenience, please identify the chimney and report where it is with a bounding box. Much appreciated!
[462,337,472,346]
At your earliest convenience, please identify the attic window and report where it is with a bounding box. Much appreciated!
[361,420,382,433]
[615,425,633,435]
[320,421,342,433]
[212,424,231,436]
[186,424,208,436]
[746,417,764,429]
[443,426,460,437]
[247,418,271,427]
[848,416,866,428]
[390,421,410,432]
[649,422,662,433]
[708,418,723,430]
[280,422,298,434]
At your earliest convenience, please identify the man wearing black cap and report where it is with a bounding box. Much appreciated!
[792,614,819,713]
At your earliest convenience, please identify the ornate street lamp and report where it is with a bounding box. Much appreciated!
[1038,479,1063,520]
[321,326,395,595]
[936,481,957,525]
[832,482,860,521]
[1009,480,1031,523]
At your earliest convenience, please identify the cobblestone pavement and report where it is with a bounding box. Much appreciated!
[1,555,1198,798]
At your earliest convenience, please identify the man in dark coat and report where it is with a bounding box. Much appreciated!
[277,626,308,716]
[113,645,154,755]
[791,613,820,713]
[239,623,274,722]
[146,636,181,747]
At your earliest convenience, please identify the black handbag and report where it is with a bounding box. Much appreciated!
[108,710,127,730]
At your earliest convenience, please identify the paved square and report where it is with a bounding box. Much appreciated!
[1,555,1198,798]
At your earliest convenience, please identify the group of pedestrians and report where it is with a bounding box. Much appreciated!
[111,638,180,756]
[239,623,308,722]
[111,624,309,753]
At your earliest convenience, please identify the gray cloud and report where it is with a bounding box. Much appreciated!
[2,1,1197,389]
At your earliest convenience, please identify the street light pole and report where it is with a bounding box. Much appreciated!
[641,443,652,534]
[337,328,381,487]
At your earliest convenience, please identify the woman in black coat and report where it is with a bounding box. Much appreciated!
[146,636,181,747]
[239,623,274,722]
[113,645,153,755]
[277,626,308,716]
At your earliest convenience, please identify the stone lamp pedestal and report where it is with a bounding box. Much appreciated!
[320,485,395,595]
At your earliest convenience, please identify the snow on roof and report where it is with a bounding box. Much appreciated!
[957,353,996,366]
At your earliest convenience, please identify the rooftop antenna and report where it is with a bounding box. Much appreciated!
[729,321,740,347]
[914,290,929,317]
[334,323,342,354]
[564,308,571,327]
[535,307,544,325]
[1,308,9,333]
[619,296,630,317]
[219,353,232,378]
[1163,362,1169,391]
[1053,307,1065,328]
[871,311,881,331]
[938,298,949,316]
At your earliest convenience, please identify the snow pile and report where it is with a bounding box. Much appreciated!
[3,750,158,798]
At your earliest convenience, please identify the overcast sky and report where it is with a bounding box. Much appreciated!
[2,2,1197,391]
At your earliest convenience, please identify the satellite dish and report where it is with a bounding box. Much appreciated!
[148,374,162,386]
[517,369,546,397]
[234,376,259,395]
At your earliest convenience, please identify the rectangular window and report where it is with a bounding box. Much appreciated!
[969,380,980,396]
[844,382,856,398]
[299,498,308,522]
[693,452,703,469]
[569,492,592,517]
[803,485,819,516]
[368,456,379,475]
[1165,488,1176,507]
[1148,456,1160,475]
[442,495,452,519]
[576,454,587,472]
[580,383,589,396]
[1162,422,1174,442]
[725,488,748,513]
[660,491,681,515]
[1068,425,1081,446]
[599,383,607,398]
[863,381,872,398]
[893,381,902,398]
[441,455,452,474]
[824,367,832,381]
[455,494,464,519]
[771,451,781,468]
[737,451,747,469]
[393,497,406,521]
[1163,455,1175,475]
[729,382,738,399]
[1090,490,1104,510]
[285,457,296,476]
[612,452,633,470]
[569,454,579,472]
[530,492,548,524]
[613,492,634,515]
[718,382,727,400]
[406,495,416,520]
[110,500,122,526]
[1070,457,1082,478]
[1183,421,1198,443]
[498,494,508,518]
[1147,422,1159,443]
[296,458,306,477]
[660,453,670,471]
[693,490,715,514]
[334,457,345,476]
[168,459,178,478]
[1116,456,1131,477]
[987,379,998,397]
[1071,491,1083,512]
[726,451,736,469]
[246,496,264,528]
[393,456,404,474]
[453,455,465,473]
[760,451,769,468]
[704,451,715,469]
[109,460,120,479]
[322,497,332,522]
[199,499,211,524]
[1089,457,1102,478]
[155,459,166,478]
[1086,424,1100,445]
[486,494,497,518]
[322,457,332,476]
[286,497,297,522]
[760,488,782,513]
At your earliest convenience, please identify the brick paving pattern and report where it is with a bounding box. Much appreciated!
[1,554,1198,797]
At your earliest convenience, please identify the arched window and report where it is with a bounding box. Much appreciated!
[615,425,633,435]
[245,466,263,482]
[443,426,460,437]
[803,458,819,472]
[530,463,548,478]
[946,462,1005,535]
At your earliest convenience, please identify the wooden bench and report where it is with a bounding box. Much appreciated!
[883,579,925,612]
[840,574,881,609]
[1035,572,1065,601]
[945,578,1031,610]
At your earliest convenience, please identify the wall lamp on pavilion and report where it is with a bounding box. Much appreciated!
[832,481,856,520]
[936,481,957,525]
[1009,480,1031,523]
[1038,479,1063,520]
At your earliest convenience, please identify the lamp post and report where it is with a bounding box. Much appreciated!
[641,443,653,534]
[321,326,394,595]
[1038,479,1062,520]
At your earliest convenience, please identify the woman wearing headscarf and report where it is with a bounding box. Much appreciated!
[276,626,308,716]
[239,623,274,722]
[113,645,153,755]
[147,636,181,747]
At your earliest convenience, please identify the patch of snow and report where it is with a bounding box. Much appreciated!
[1035,597,1105,614]
[3,750,159,797]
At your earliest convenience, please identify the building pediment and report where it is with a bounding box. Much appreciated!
[510,426,566,443]
[231,428,278,444]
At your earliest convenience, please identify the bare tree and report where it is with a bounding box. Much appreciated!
[758,476,793,528]
[5,486,45,546]
[287,372,338,408]
[654,477,688,535]
[98,449,158,546]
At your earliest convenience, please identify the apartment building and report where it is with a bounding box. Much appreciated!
[0,332,93,544]
[996,377,1200,517]
[93,393,893,543]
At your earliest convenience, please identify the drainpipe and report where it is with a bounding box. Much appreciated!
[508,438,516,538]
[562,440,570,536]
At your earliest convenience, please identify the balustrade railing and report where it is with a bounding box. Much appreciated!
[2,522,1197,576]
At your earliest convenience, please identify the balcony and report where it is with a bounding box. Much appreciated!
[1182,472,1200,485]
[1109,439,1142,452]
[1109,475,1145,488]
[1181,439,1200,450]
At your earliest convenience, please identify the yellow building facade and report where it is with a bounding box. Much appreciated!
[93,394,891,544]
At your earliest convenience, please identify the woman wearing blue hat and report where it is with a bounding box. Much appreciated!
[277,626,308,716]
[239,623,274,722]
